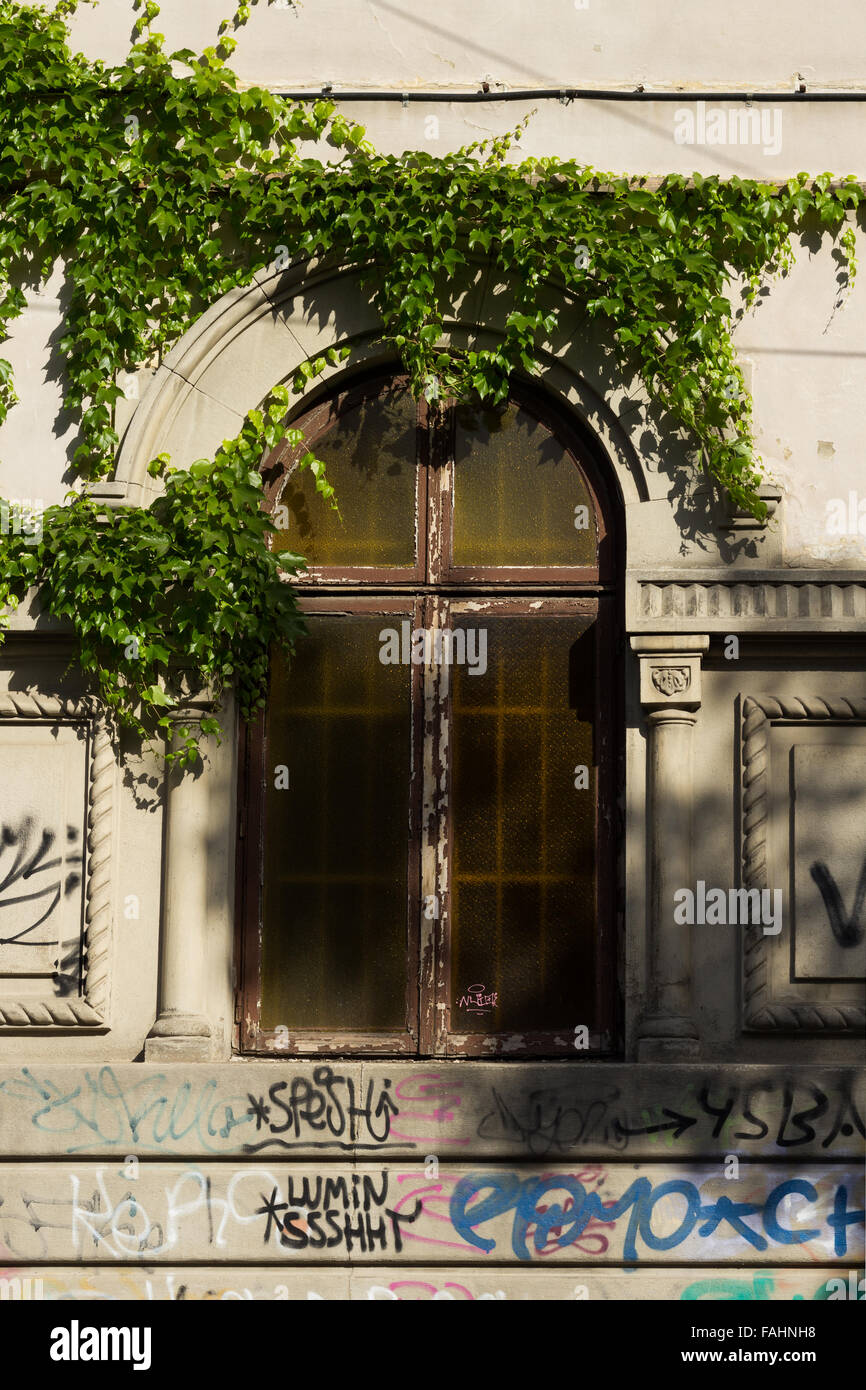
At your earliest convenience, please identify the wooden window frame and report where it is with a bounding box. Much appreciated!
[261,372,616,589]
[237,369,621,1057]
[433,387,615,587]
[424,595,618,1057]
[260,373,431,586]
[236,595,425,1057]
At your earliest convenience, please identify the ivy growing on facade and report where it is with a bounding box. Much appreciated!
[0,0,862,762]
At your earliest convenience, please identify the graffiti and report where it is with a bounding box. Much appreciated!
[457,984,498,1015]
[810,856,866,948]
[476,1079,864,1156]
[626,1081,865,1152]
[1,1168,287,1261]
[0,1066,861,1159]
[12,1164,840,1269]
[477,1087,629,1156]
[0,1267,295,1302]
[0,1067,253,1155]
[383,1166,614,1255]
[0,817,82,944]
[388,1073,469,1148]
[0,1264,855,1301]
[0,1066,400,1155]
[244,1070,400,1151]
[255,1171,421,1254]
[616,1110,697,1140]
[384,1172,473,1252]
[680,1271,865,1300]
[0,1167,457,1261]
[373,1281,504,1300]
[450,1172,864,1263]
[682,1273,788,1300]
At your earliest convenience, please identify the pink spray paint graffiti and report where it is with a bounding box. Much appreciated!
[388,1073,470,1148]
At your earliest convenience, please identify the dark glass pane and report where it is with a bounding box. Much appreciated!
[272,381,418,568]
[260,614,412,1031]
[452,403,597,567]
[450,614,597,1033]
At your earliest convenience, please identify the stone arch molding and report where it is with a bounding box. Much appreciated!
[115,256,652,510]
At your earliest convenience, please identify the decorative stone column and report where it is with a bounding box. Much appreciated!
[145,697,215,1061]
[630,635,710,1061]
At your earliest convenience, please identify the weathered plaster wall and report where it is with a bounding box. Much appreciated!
[30,0,866,95]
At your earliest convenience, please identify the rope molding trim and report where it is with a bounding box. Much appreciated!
[0,692,114,1029]
[740,693,866,1034]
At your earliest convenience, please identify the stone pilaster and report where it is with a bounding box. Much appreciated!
[631,635,710,1060]
[144,697,215,1061]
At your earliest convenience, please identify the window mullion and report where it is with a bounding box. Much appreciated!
[424,398,452,585]
[418,592,451,1054]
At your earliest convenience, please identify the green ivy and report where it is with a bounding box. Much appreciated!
[0,0,862,761]
[2,385,320,766]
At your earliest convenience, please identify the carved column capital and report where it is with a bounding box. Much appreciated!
[631,634,709,711]
[164,679,217,720]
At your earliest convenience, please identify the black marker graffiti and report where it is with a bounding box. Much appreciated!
[476,1079,864,1153]
[477,1087,630,1155]
[0,817,82,945]
[613,1109,697,1141]
[244,1069,400,1152]
[810,855,866,948]
[254,1171,422,1254]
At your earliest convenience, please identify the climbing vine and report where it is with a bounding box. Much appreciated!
[0,0,862,763]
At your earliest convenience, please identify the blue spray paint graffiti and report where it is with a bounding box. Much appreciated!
[0,1067,253,1154]
[449,1172,864,1263]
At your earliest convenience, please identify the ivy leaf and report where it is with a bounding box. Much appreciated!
[142,684,176,707]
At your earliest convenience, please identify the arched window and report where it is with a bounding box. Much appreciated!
[236,371,619,1056]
